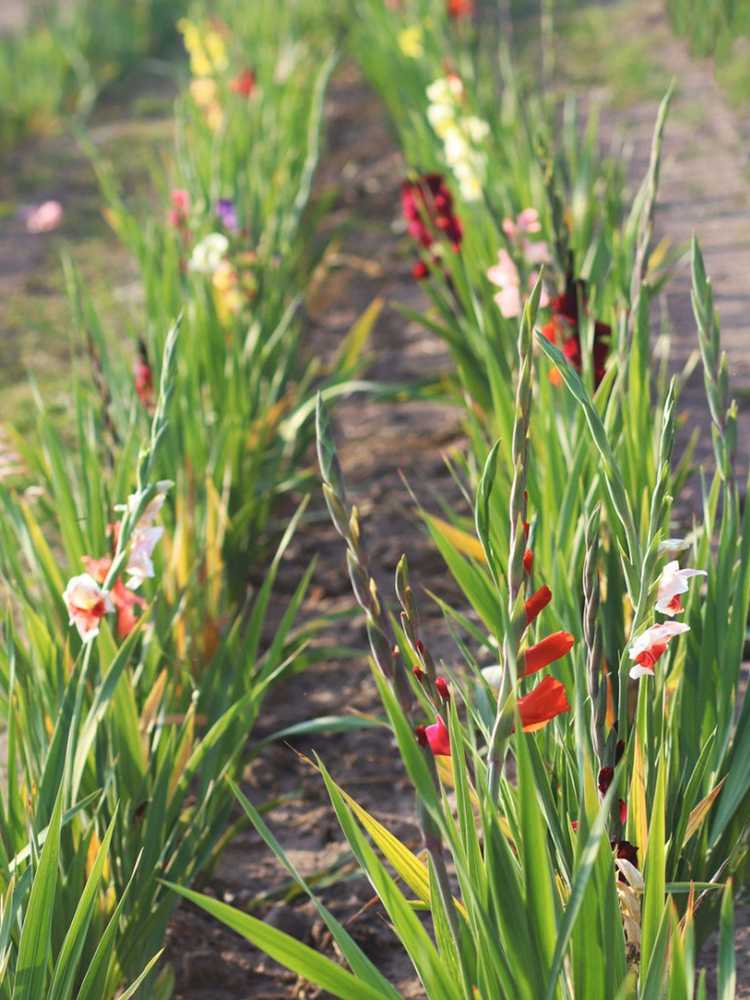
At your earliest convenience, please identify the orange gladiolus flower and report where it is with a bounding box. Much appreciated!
[518,675,570,732]
[523,630,575,677]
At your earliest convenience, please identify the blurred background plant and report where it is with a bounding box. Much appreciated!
[0,0,186,153]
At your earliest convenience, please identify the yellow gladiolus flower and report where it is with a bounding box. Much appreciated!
[398,25,424,59]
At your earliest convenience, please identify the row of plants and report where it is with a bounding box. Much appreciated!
[665,0,750,105]
[170,0,748,995]
[0,0,377,994]
[0,0,184,153]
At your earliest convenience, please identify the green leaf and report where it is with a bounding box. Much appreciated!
[164,884,388,1000]
[718,879,736,1000]
[13,787,64,1000]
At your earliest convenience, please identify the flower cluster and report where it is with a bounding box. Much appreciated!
[178,18,257,133]
[417,583,574,759]
[186,212,255,324]
[63,482,172,642]
[401,174,463,279]
[628,561,706,680]
[426,75,488,202]
[540,280,611,388]
[487,212,550,319]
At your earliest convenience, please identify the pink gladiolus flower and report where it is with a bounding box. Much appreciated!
[63,573,114,641]
[168,189,190,228]
[423,716,451,756]
[126,525,164,590]
[26,200,63,234]
[655,560,706,617]
[502,207,541,240]
[628,622,690,679]
[487,249,549,318]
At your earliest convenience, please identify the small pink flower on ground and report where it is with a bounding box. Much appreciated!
[628,621,690,679]
[26,200,63,234]
[655,560,706,617]
[63,573,114,641]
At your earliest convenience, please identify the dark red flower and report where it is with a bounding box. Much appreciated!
[435,677,450,701]
[402,174,462,278]
[613,839,638,875]
[541,279,610,388]
[598,765,614,796]
[412,260,429,281]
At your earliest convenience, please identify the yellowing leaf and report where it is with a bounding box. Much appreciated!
[333,777,467,918]
[682,779,726,848]
[334,297,383,373]
[140,669,168,757]
[630,739,649,860]
[168,706,195,803]
[425,514,486,562]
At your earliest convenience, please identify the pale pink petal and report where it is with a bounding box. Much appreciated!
[26,200,63,234]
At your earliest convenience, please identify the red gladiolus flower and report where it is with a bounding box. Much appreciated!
[541,280,610,388]
[598,765,614,796]
[412,260,429,281]
[619,799,628,825]
[525,584,552,625]
[517,675,570,732]
[523,549,533,574]
[401,174,462,278]
[447,0,473,16]
[424,716,451,756]
[613,839,638,868]
[523,630,575,677]
[230,68,256,97]
[435,677,450,701]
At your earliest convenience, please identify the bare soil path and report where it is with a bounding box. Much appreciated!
[167,60,464,999]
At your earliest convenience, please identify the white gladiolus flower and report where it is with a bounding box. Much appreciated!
[465,116,490,143]
[63,573,114,641]
[628,621,690,679]
[189,233,229,275]
[481,665,502,690]
[126,526,165,590]
[655,560,706,617]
